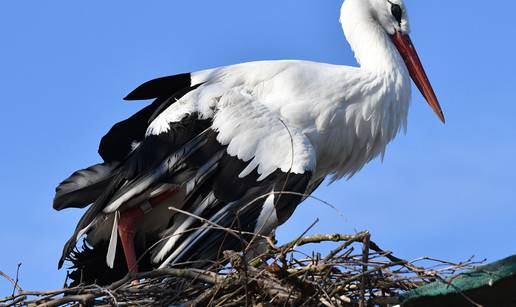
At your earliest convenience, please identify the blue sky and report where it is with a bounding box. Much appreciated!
[1,0,515,294]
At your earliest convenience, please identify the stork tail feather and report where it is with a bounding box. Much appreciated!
[53,162,118,211]
[106,211,120,268]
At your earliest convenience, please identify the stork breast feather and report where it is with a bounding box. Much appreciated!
[212,90,316,180]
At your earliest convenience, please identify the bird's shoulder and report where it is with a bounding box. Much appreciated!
[192,59,356,86]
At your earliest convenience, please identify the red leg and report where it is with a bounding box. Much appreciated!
[117,187,180,284]
[118,206,143,284]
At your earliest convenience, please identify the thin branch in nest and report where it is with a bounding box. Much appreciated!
[0,270,22,295]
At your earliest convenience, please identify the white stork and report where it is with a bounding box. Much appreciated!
[54,0,444,285]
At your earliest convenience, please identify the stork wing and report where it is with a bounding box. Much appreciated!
[98,73,194,163]
[58,70,318,271]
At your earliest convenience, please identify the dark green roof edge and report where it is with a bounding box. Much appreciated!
[400,255,516,303]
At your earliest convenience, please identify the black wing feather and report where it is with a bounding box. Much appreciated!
[98,98,164,163]
[99,73,194,163]
[53,162,118,210]
[123,73,191,101]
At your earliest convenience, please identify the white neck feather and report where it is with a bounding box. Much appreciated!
[314,0,413,180]
[340,0,406,72]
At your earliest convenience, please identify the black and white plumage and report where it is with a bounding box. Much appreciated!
[55,70,323,285]
[54,0,444,285]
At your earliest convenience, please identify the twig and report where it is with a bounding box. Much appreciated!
[359,234,370,307]
[324,231,369,261]
[12,263,22,297]
[38,294,95,307]
[0,271,22,294]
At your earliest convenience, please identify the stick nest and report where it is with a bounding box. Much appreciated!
[1,231,479,307]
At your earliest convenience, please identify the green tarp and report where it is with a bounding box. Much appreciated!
[401,255,516,306]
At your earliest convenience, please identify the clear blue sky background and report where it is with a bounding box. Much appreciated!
[1,0,515,294]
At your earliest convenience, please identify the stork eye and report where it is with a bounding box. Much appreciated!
[391,4,402,24]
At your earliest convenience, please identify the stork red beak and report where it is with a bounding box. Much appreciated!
[391,32,445,123]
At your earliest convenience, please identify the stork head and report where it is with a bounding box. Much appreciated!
[370,0,410,36]
[341,0,445,123]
